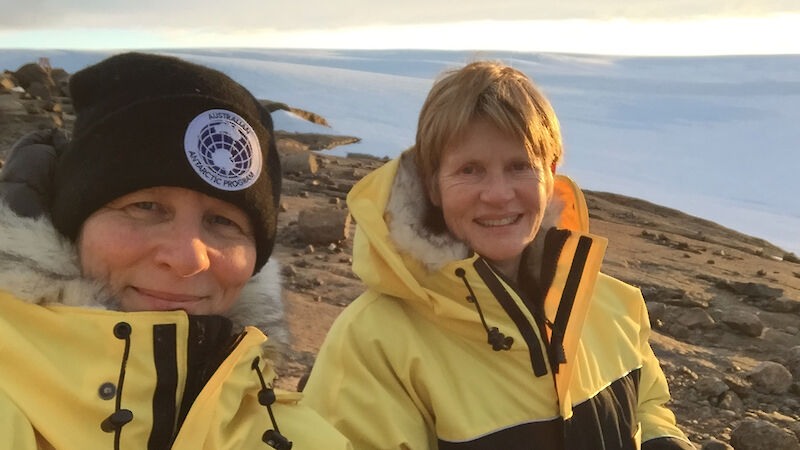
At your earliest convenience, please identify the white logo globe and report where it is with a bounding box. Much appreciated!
[184,109,262,191]
[197,120,253,179]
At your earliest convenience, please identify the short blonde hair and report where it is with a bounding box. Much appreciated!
[413,61,562,187]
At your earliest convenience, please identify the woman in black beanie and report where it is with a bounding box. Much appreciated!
[0,53,351,449]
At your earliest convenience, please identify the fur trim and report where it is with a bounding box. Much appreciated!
[384,151,565,273]
[0,201,287,350]
[227,258,288,357]
[0,201,113,308]
[386,152,469,271]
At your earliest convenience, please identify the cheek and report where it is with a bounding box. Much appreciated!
[78,224,114,281]
[212,245,257,313]
[217,245,257,290]
[78,220,143,287]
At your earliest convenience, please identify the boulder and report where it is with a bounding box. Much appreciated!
[724,375,752,397]
[696,375,729,399]
[49,68,70,96]
[786,346,800,379]
[761,328,800,348]
[720,310,764,337]
[281,151,318,175]
[13,63,57,98]
[747,361,793,394]
[640,284,686,303]
[646,301,667,323]
[701,439,733,450]
[26,81,52,101]
[730,419,800,450]
[766,297,800,313]
[0,72,16,91]
[717,390,744,412]
[720,281,783,299]
[277,137,310,154]
[297,208,351,245]
[677,307,715,329]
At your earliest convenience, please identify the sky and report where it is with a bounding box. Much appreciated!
[1,1,800,55]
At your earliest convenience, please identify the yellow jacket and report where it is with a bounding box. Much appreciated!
[0,203,351,449]
[303,152,692,449]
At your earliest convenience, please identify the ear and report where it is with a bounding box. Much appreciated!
[550,160,557,175]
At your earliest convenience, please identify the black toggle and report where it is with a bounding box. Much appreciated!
[455,268,513,351]
[104,322,133,449]
[258,388,276,406]
[101,409,133,432]
[252,357,294,449]
[263,429,293,449]
[487,327,514,351]
[98,382,116,400]
[113,322,131,339]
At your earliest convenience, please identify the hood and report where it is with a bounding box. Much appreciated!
[347,150,592,309]
[0,200,288,350]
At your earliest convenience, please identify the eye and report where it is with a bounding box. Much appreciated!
[510,161,533,172]
[209,214,237,227]
[133,201,157,211]
[459,164,479,175]
[206,213,253,239]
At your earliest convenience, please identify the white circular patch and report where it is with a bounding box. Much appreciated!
[184,109,262,191]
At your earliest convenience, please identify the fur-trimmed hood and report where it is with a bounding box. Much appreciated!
[347,150,592,310]
[0,200,288,348]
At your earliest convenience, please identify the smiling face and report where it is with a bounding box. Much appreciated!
[431,119,554,279]
[79,186,257,315]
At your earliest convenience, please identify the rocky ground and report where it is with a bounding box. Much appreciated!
[3,61,799,450]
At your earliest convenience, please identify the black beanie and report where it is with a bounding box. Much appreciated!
[52,52,281,274]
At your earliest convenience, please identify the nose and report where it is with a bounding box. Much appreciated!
[479,172,514,205]
[154,227,211,277]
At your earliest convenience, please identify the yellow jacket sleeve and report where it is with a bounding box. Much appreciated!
[302,298,435,450]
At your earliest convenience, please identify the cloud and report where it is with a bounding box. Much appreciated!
[2,0,799,31]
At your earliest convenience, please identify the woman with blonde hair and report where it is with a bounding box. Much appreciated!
[304,61,692,449]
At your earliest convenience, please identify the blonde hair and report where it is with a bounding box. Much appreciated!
[413,61,562,187]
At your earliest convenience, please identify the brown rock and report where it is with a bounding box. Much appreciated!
[696,375,729,399]
[49,68,70,96]
[677,307,715,329]
[282,151,318,175]
[297,208,351,245]
[724,375,752,397]
[26,81,52,101]
[786,346,800,379]
[701,439,733,450]
[720,310,764,337]
[718,390,744,412]
[747,361,793,394]
[767,297,800,313]
[277,137,310,154]
[730,419,800,450]
[0,73,16,91]
[646,302,667,323]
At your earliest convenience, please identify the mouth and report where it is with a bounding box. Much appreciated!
[475,214,522,227]
[133,287,205,304]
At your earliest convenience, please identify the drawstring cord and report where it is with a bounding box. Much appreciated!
[101,322,134,450]
[251,357,293,449]
[455,268,513,351]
